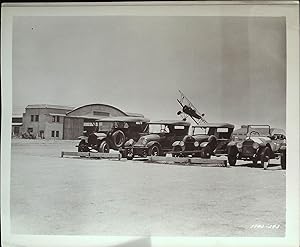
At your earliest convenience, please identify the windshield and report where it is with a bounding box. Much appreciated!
[148,124,170,134]
[247,125,270,136]
[192,127,209,135]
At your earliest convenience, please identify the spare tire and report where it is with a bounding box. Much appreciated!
[112,130,126,149]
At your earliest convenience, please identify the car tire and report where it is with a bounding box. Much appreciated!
[200,147,211,159]
[261,146,271,166]
[252,158,258,167]
[78,140,88,152]
[112,130,126,149]
[228,154,237,166]
[172,146,182,157]
[281,151,286,170]
[98,141,110,153]
[148,144,161,156]
[126,148,134,160]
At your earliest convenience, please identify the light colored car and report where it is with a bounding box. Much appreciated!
[227,125,286,169]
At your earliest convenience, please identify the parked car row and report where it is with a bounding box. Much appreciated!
[76,117,286,169]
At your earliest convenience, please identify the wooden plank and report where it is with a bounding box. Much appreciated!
[148,156,228,167]
[149,156,190,163]
[61,151,90,157]
[190,158,226,164]
[61,151,120,159]
[89,152,120,159]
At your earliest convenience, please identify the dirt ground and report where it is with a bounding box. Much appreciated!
[10,139,286,237]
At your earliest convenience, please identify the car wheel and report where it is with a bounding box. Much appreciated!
[148,145,161,156]
[252,158,258,167]
[261,146,271,166]
[99,141,110,153]
[200,148,211,159]
[172,146,182,157]
[126,148,134,160]
[228,154,237,166]
[78,140,88,152]
[281,151,286,170]
[112,130,126,149]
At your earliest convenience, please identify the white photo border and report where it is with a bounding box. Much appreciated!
[1,1,299,247]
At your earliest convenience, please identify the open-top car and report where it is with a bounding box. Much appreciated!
[227,125,286,169]
[77,116,149,153]
[171,123,234,158]
[124,120,191,159]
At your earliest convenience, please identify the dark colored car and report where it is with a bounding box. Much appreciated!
[124,120,191,159]
[227,125,286,169]
[171,123,234,158]
[77,116,149,153]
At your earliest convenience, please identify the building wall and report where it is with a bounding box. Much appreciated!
[21,107,70,139]
[63,117,84,140]
[44,116,65,139]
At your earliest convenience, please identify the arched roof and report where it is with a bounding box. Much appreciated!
[66,103,128,116]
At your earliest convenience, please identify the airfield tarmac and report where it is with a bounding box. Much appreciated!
[10,139,286,236]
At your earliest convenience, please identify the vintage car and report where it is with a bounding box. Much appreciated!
[124,120,191,159]
[227,125,286,169]
[171,123,234,158]
[77,116,149,153]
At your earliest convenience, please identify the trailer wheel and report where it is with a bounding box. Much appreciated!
[112,130,126,149]
[99,141,110,153]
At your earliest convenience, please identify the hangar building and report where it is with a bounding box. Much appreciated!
[17,103,144,140]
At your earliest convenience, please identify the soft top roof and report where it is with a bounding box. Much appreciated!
[95,116,150,123]
[149,120,191,126]
[193,123,234,128]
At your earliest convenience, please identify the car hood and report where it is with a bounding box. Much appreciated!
[246,136,271,144]
[192,134,209,142]
[135,134,160,146]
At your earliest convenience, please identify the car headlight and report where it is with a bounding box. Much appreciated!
[237,142,243,149]
[179,141,185,147]
[194,141,199,147]
[142,138,148,145]
[252,142,259,149]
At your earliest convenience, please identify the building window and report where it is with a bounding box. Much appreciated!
[51,131,55,137]
[35,115,39,122]
[31,115,34,122]
[56,131,59,137]
[52,116,61,122]
[93,111,110,117]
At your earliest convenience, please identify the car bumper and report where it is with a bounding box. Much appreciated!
[132,146,148,157]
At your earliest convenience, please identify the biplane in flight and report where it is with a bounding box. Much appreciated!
[176,90,208,125]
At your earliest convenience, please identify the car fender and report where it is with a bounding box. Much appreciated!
[78,136,88,141]
[124,139,135,147]
[279,145,286,151]
[227,144,238,155]
[97,136,106,141]
[146,141,161,149]
[200,141,209,148]
[227,141,237,147]
[172,140,182,147]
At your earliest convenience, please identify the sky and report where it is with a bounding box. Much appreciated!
[12,16,286,129]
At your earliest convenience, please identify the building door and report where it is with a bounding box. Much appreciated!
[39,130,45,139]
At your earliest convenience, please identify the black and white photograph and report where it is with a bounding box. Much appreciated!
[1,2,299,247]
